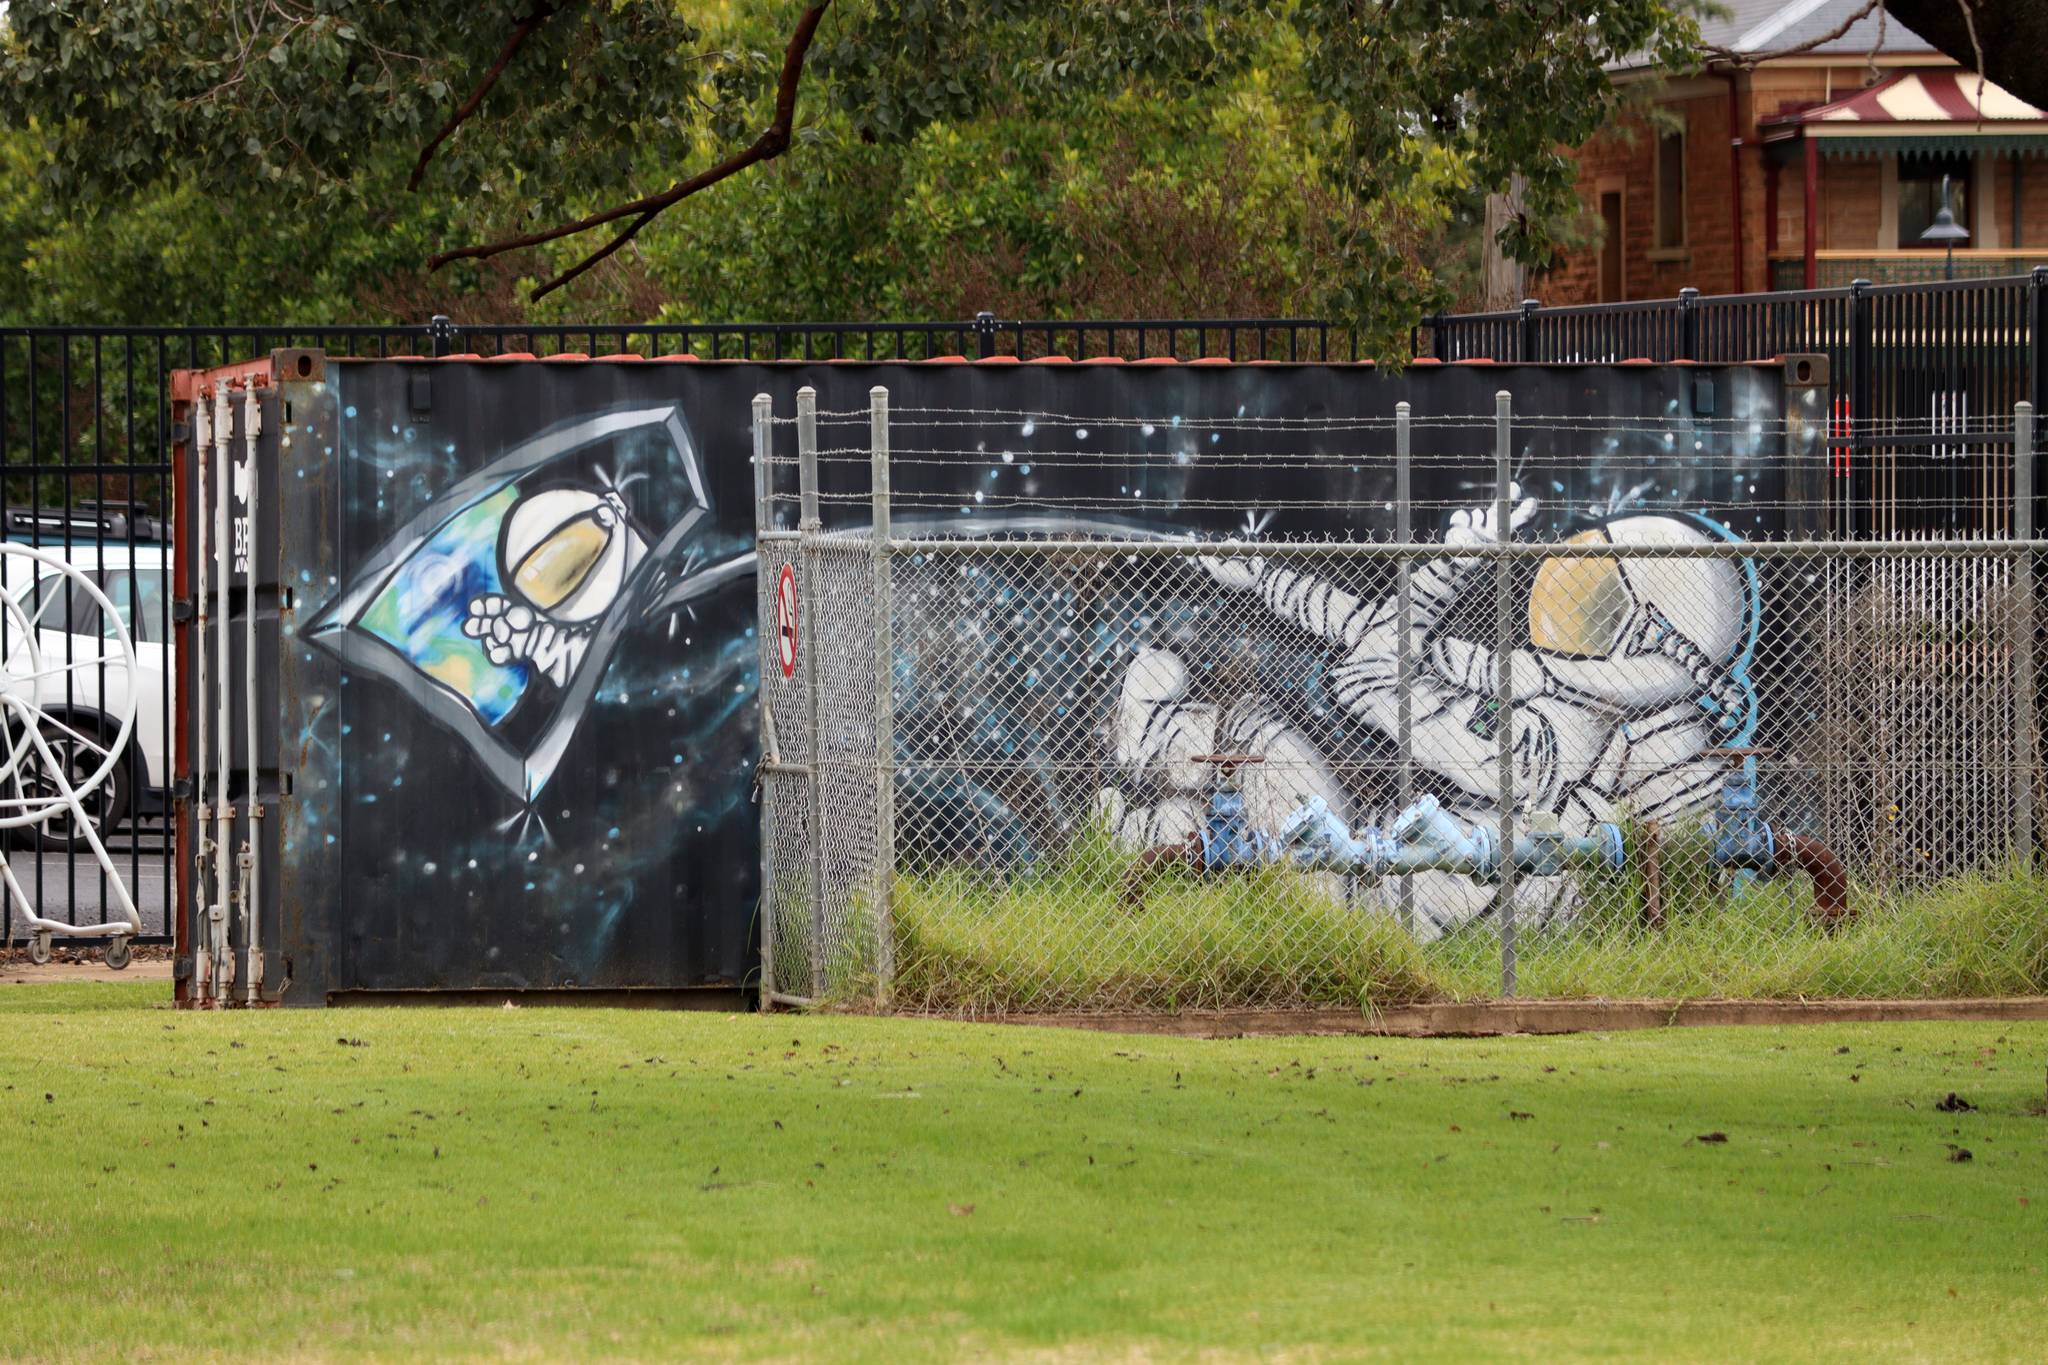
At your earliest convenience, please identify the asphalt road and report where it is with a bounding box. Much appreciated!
[3,822,172,941]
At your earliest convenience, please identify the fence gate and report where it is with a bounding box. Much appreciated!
[753,389,889,1005]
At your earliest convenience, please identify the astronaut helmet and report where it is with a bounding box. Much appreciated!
[498,484,649,624]
[1525,511,1754,667]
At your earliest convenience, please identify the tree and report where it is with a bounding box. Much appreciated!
[1880,1,2048,114]
[1,1,1702,356]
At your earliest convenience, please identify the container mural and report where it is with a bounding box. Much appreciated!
[174,356,1813,1004]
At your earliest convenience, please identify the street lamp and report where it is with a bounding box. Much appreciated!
[1919,172,1970,280]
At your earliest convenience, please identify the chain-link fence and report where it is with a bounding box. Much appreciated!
[757,387,2046,1013]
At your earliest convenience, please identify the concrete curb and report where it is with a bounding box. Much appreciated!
[0,959,174,985]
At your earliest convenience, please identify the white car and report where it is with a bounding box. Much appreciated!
[0,529,171,846]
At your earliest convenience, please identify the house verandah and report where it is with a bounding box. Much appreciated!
[1761,69,2048,290]
[1544,9,2048,308]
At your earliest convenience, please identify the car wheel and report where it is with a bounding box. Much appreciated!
[18,721,130,852]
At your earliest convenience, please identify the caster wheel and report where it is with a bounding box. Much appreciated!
[104,938,131,971]
[27,934,51,966]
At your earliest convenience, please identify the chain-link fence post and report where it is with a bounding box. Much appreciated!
[1851,278,1873,536]
[1395,400,1416,932]
[870,385,898,1001]
[1494,390,1518,998]
[751,392,778,1004]
[796,385,828,998]
[2016,400,2038,867]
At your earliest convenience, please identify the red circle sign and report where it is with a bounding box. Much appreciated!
[775,564,799,679]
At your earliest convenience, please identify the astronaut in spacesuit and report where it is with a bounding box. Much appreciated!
[1095,486,1759,938]
[461,482,649,689]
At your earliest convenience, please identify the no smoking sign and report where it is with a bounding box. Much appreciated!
[775,563,799,678]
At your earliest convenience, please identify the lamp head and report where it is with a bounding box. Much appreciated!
[1920,173,1971,245]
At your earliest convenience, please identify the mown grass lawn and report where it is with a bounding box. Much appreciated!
[1,982,2044,1362]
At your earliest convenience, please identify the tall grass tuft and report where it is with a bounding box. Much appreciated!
[855,817,2048,1012]
[885,825,1445,1013]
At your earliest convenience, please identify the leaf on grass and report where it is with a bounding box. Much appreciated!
[1946,1145,1974,1163]
[948,1203,975,1217]
[1509,1111,1534,1121]
[1695,1132,1728,1144]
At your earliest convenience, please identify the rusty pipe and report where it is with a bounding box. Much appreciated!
[1775,830,1851,926]
[1639,820,1665,930]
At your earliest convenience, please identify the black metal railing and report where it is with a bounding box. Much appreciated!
[1768,253,2048,291]
[1422,269,2048,538]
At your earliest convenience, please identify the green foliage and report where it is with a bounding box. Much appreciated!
[630,76,1428,328]
[0,1,1705,347]
[0,130,469,325]
[0,1,707,214]
[812,0,1285,144]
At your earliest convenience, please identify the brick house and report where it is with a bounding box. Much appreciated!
[1542,0,2048,303]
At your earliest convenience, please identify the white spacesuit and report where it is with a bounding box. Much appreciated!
[1096,488,1759,938]
[462,483,648,689]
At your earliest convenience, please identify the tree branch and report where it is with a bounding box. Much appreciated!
[1956,0,1986,129]
[409,2,562,192]
[1854,0,2048,116]
[427,1,832,299]
[1703,0,1883,67]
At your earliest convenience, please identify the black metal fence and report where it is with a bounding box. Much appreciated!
[1420,270,2048,538]
[0,315,1354,949]
[3,281,2038,946]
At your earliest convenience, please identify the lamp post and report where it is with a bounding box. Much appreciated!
[1919,172,1970,280]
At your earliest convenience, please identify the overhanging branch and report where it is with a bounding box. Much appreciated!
[410,2,563,193]
[1703,0,1883,67]
[427,1,832,299]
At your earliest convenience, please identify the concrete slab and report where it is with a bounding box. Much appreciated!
[0,957,173,986]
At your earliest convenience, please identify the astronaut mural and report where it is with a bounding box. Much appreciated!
[1093,488,1761,938]
[304,405,715,803]
[242,356,1804,1002]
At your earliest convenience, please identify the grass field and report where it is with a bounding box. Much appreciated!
[2,982,2045,1362]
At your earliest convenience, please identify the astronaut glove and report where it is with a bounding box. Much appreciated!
[463,593,592,689]
[1444,482,1540,561]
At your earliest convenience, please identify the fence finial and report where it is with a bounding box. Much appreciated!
[428,314,458,357]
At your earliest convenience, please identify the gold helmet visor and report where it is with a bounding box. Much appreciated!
[511,509,613,612]
[1528,531,1628,658]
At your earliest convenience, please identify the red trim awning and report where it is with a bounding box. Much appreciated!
[1756,69,2048,154]
[1789,68,2045,128]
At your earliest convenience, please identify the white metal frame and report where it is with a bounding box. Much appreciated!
[0,542,142,967]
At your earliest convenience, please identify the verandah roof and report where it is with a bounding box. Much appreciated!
[1761,69,2048,159]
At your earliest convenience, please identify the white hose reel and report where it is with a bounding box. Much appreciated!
[0,543,141,968]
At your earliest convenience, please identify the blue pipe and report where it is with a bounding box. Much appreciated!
[1277,795,1625,883]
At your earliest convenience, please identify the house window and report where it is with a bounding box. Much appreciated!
[1599,189,1625,301]
[1897,154,1971,248]
[1653,128,1686,251]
